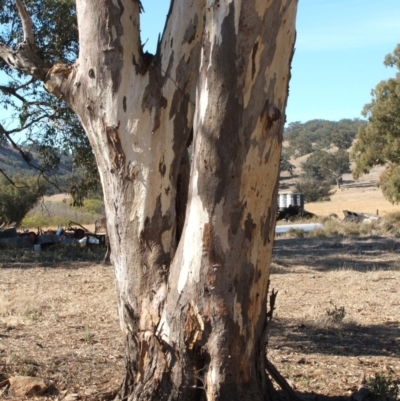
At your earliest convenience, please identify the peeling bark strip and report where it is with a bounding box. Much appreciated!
[0,0,298,400]
[105,123,126,175]
[184,301,205,350]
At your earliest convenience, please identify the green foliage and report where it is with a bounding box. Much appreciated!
[294,178,335,202]
[21,198,104,228]
[0,0,100,204]
[365,372,399,401]
[379,166,400,204]
[301,150,350,187]
[0,175,43,225]
[320,150,350,186]
[352,44,400,203]
[285,119,365,158]
[0,243,109,266]
[280,151,295,175]
[79,198,105,215]
[301,150,328,181]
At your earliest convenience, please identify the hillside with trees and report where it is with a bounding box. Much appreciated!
[281,119,365,202]
[0,143,72,177]
[0,143,96,197]
[284,118,366,157]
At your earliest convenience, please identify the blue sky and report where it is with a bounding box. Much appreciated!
[140,0,400,124]
[1,1,399,129]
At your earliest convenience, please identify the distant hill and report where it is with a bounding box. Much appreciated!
[0,144,74,192]
[284,118,366,157]
[0,144,73,175]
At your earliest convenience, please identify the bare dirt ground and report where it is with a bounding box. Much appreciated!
[0,235,399,400]
[270,236,400,398]
[0,263,124,400]
[2,165,400,399]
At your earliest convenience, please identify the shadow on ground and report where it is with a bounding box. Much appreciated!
[0,244,109,268]
[272,236,400,272]
[270,318,399,358]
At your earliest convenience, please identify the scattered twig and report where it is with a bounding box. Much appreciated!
[68,220,94,234]
[0,378,10,389]
[265,359,303,401]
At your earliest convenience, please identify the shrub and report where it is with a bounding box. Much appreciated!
[365,371,399,401]
[294,178,335,202]
[325,303,346,323]
[22,198,104,228]
[286,228,306,238]
[79,198,105,215]
[0,175,43,226]
[380,166,400,204]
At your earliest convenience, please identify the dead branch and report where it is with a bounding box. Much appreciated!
[265,359,303,401]
[0,167,25,187]
[68,220,95,234]
[0,122,62,193]
[0,85,27,103]
[0,378,10,389]
[267,288,278,320]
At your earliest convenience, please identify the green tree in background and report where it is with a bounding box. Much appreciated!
[0,174,43,225]
[352,44,400,203]
[280,150,295,176]
[294,178,335,203]
[301,150,350,188]
[0,0,99,203]
[301,150,327,180]
[320,150,350,188]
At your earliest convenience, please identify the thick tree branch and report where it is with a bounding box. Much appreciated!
[0,167,22,187]
[0,84,28,103]
[0,1,49,80]
[4,113,51,135]
[14,0,35,48]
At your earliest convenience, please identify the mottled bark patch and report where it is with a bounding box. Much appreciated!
[182,13,199,45]
[102,0,125,93]
[158,156,166,177]
[139,196,172,269]
[203,222,217,264]
[105,123,126,175]
[260,191,278,247]
[176,149,190,244]
[141,53,172,132]
[244,213,256,241]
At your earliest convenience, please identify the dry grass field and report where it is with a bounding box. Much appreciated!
[270,237,400,398]
[0,233,399,400]
[1,167,399,400]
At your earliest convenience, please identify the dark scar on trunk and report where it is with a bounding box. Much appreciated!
[251,42,259,80]
[105,122,126,175]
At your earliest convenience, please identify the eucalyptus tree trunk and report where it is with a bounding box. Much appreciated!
[0,0,297,400]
